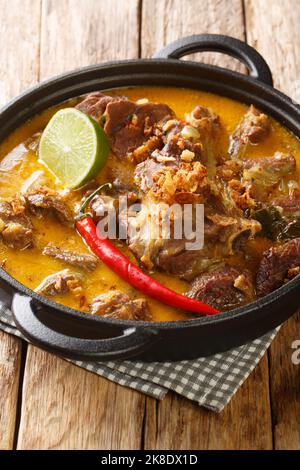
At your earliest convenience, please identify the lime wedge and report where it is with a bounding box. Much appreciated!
[38,108,109,189]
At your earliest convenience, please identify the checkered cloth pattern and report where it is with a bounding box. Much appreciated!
[0,289,278,412]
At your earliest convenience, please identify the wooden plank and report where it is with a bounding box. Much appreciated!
[142,0,273,450]
[245,0,300,449]
[141,0,246,72]
[245,0,299,96]
[0,332,22,450]
[144,355,272,450]
[40,0,140,79]
[268,315,300,449]
[0,0,41,106]
[0,0,41,449]
[17,348,145,449]
[17,0,144,450]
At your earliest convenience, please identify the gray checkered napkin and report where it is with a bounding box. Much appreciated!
[0,288,278,412]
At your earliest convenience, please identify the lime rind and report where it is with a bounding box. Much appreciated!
[38,108,109,189]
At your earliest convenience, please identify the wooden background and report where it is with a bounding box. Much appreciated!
[0,0,300,450]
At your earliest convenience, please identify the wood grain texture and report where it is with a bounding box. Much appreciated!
[0,0,41,449]
[17,348,145,449]
[141,0,246,71]
[144,355,272,450]
[17,0,145,450]
[245,0,300,449]
[0,332,22,450]
[40,0,140,79]
[245,0,300,96]
[268,315,300,449]
[0,0,41,106]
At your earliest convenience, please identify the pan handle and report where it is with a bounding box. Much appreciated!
[154,34,273,86]
[12,293,159,361]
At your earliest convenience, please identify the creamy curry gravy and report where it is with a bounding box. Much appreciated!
[0,86,299,321]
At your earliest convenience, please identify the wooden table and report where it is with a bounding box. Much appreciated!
[0,0,300,450]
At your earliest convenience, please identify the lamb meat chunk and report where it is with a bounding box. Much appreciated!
[256,237,300,296]
[35,269,83,297]
[76,92,126,122]
[216,159,243,182]
[89,290,152,320]
[187,105,220,135]
[243,152,296,175]
[186,266,254,310]
[272,195,300,216]
[224,153,297,209]
[0,197,31,225]
[130,136,163,163]
[89,194,119,224]
[127,176,261,275]
[103,99,174,158]
[128,222,217,278]
[142,161,208,204]
[133,125,204,194]
[134,158,164,192]
[0,197,33,249]
[43,244,98,271]
[0,200,16,220]
[152,132,203,165]
[150,116,205,166]
[156,243,217,280]
[186,105,221,169]
[218,152,295,183]
[229,105,271,157]
[26,187,73,226]
[1,222,33,250]
[155,239,193,274]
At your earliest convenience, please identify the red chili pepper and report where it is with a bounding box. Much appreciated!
[75,184,220,316]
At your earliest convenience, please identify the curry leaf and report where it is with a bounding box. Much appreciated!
[250,206,300,241]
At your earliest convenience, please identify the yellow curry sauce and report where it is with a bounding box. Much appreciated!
[0,86,299,321]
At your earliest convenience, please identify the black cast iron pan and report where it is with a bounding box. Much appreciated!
[0,34,298,361]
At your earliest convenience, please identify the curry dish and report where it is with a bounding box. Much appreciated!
[0,86,300,321]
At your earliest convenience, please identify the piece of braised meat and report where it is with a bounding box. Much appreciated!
[103,99,174,159]
[133,107,221,202]
[217,152,296,183]
[272,195,300,216]
[0,197,33,249]
[78,92,174,159]
[89,290,152,320]
[89,194,119,224]
[43,244,98,272]
[76,92,127,122]
[155,240,212,279]
[135,160,208,205]
[35,269,83,297]
[186,265,254,310]
[1,221,33,251]
[151,118,203,165]
[256,238,300,296]
[134,158,164,192]
[144,106,219,169]
[243,152,296,174]
[187,105,220,154]
[229,105,271,157]
[127,196,261,276]
[188,105,220,132]
[218,152,297,210]
[26,187,73,226]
